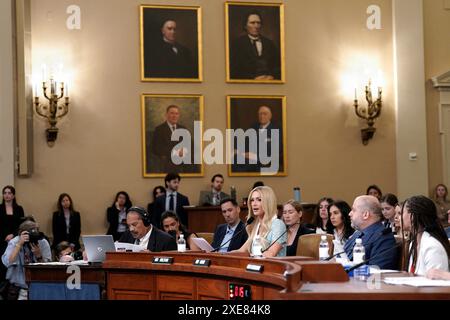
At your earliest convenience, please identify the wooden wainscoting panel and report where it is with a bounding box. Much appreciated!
[197,278,228,300]
[156,275,195,300]
[107,272,155,299]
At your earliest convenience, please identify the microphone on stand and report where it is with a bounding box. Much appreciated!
[261,222,300,253]
[211,216,255,253]
[325,228,392,261]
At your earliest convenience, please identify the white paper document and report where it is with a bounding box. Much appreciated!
[114,242,143,252]
[191,237,214,252]
[383,276,450,287]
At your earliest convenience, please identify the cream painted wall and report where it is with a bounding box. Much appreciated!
[15,0,396,235]
[0,0,15,186]
[423,0,450,194]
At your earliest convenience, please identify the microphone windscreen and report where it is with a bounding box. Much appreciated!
[246,217,255,225]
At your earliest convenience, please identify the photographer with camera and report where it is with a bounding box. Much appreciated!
[1,220,51,300]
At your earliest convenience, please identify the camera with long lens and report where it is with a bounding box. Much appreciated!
[28,229,44,245]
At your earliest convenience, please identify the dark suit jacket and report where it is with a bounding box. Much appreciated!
[52,211,81,250]
[153,192,190,228]
[144,39,197,79]
[230,35,280,80]
[106,206,128,241]
[0,204,25,240]
[211,221,248,252]
[198,191,230,206]
[286,224,315,256]
[148,122,198,173]
[118,227,177,252]
[232,121,283,173]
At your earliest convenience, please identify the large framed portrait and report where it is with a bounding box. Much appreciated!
[225,2,285,83]
[140,5,202,82]
[141,94,204,177]
[227,95,287,176]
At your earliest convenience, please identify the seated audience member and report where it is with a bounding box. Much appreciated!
[147,185,165,216]
[380,193,398,233]
[401,196,450,275]
[0,185,25,284]
[119,206,177,252]
[431,183,450,228]
[54,241,83,262]
[106,191,132,241]
[52,193,81,250]
[281,200,314,256]
[233,186,287,258]
[446,226,450,238]
[198,174,230,206]
[394,202,404,237]
[426,268,450,280]
[152,173,190,228]
[161,211,201,251]
[252,181,264,189]
[344,195,398,270]
[326,200,354,255]
[366,184,382,200]
[211,198,248,252]
[1,220,52,300]
[309,197,333,234]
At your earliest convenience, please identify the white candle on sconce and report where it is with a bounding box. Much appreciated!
[354,88,357,100]
[65,82,69,97]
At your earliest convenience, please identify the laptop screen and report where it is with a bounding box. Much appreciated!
[82,235,116,263]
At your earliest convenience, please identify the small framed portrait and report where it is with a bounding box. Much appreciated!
[227,95,287,176]
[225,2,285,83]
[140,5,202,82]
[141,94,204,177]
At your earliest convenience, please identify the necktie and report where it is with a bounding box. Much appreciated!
[136,239,140,245]
[171,125,176,132]
[169,194,174,211]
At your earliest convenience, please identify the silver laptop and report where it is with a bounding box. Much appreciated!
[82,235,116,263]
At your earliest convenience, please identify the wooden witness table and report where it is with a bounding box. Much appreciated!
[25,253,450,300]
[186,203,317,233]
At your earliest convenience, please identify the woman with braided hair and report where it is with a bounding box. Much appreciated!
[401,195,450,275]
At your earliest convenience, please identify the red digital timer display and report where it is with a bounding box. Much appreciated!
[229,283,251,300]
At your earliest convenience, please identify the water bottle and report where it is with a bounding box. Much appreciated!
[353,238,368,280]
[318,235,329,260]
[177,234,186,252]
[293,187,301,202]
[252,235,263,257]
[230,186,236,200]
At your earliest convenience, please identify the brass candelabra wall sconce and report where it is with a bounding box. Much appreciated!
[34,78,69,147]
[353,80,382,145]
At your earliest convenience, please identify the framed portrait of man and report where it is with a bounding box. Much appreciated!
[141,94,204,177]
[140,5,202,82]
[225,2,285,83]
[227,95,287,176]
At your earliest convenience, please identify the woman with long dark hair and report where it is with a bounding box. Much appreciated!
[0,186,25,283]
[401,195,450,275]
[52,193,81,250]
[326,200,354,254]
[311,197,333,234]
[106,191,132,241]
[160,211,200,251]
[380,193,399,233]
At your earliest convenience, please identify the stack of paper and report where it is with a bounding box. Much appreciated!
[384,276,450,287]
[114,242,143,252]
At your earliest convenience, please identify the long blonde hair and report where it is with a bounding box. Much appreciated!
[246,186,278,250]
